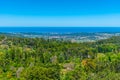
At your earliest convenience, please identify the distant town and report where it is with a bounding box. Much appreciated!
[2,32,120,42]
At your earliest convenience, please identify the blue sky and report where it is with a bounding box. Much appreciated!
[0,0,120,27]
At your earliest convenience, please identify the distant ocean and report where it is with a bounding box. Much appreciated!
[0,27,120,33]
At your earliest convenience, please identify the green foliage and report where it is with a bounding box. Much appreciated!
[21,66,60,80]
[0,35,120,79]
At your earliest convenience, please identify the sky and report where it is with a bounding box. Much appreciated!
[0,0,120,27]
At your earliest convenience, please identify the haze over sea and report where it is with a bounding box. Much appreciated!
[0,27,120,33]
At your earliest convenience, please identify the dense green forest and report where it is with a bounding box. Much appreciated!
[0,35,120,80]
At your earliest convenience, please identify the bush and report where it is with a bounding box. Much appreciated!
[21,66,60,80]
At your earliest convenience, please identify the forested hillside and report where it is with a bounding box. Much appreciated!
[0,35,120,80]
